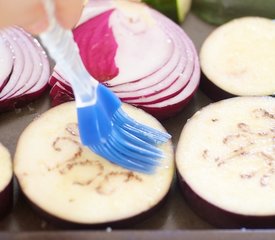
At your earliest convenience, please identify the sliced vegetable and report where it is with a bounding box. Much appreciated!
[14,102,174,227]
[0,38,13,92]
[176,97,275,228]
[0,27,50,112]
[118,13,198,106]
[138,54,200,119]
[0,143,13,219]
[50,82,74,107]
[49,0,199,119]
[200,17,275,101]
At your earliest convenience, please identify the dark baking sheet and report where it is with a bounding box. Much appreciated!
[0,11,273,239]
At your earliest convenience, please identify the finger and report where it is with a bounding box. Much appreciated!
[55,0,84,29]
[23,14,49,35]
[0,0,45,30]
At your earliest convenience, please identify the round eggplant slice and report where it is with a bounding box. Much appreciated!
[14,102,174,228]
[0,143,13,219]
[200,17,275,100]
[176,97,275,228]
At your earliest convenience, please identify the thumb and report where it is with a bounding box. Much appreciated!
[55,0,85,29]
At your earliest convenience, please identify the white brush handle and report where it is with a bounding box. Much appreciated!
[39,0,98,106]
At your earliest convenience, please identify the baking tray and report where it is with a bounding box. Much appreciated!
[0,12,274,240]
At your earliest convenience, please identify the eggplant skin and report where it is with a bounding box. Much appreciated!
[200,72,275,101]
[20,188,171,229]
[199,72,235,102]
[0,179,13,219]
[177,172,275,229]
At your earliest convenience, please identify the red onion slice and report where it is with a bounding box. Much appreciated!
[138,42,200,110]
[50,71,72,92]
[48,1,200,118]
[106,10,188,94]
[115,13,193,102]
[115,57,184,100]
[0,30,25,99]
[49,71,73,106]
[109,47,180,93]
[23,36,49,96]
[50,82,73,97]
[109,23,183,94]
[105,8,174,86]
[10,28,45,98]
[2,28,38,99]
[0,37,13,92]
[50,81,74,107]
[0,27,50,112]
[123,12,196,105]
[125,50,194,104]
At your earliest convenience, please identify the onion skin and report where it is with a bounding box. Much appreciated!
[0,179,13,219]
[177,172,275,229]
[200,72,235,101]
[19,185,170,229]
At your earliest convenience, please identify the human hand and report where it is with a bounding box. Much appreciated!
[0,0,85,34]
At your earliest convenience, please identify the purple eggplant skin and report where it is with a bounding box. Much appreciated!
[0,178,13,219]
[177,171,275,229]
[20,186,171,229]
[199,72,235,102]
